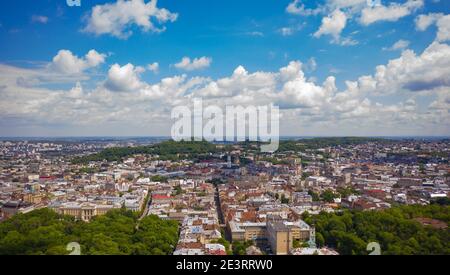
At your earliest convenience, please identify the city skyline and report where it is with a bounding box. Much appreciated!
[1,137,448,256]
[0,0,449,137]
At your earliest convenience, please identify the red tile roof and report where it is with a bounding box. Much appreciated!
[152,194,171,200]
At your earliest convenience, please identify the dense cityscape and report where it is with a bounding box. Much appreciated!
[0,137,448,255]
[1,0,449,260]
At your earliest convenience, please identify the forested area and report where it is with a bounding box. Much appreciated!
[72,140,218,164]
[0,205,449,255]
[72,138,392,164]
[302,205,450,255]
[276,137,391,152]
[0,208,179,255]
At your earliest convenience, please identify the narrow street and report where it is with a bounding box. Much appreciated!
[214,184,231,242]
[139,193,151,221]
[136,193,152,230]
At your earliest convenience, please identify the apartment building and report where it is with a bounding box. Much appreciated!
[228,215,315,254]
[228,221,267,243]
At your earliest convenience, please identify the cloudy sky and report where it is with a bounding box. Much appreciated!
[0,0,449,137]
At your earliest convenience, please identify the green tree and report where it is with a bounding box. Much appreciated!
[307,204,450,255]
[308,190,320,202]
[321,189,337,203]
[0,208,179,255]
[316,232,325,248]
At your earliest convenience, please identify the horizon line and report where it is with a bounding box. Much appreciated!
[0,135,449,139]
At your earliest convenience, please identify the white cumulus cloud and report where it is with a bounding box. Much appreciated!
[288,0,424,42]
[50,49,106,75]
[147,62,159,73]
[352,41,450,95]
[83,0,178,39]
[105,63,145,92]
[383,39,410,51]
[174,56,212,71]
[314,9,347,42]
[435,14,450,42]
[360,0,424,26]
[1,38,449,135]
[415,13,450,42]
[415,13,443,31]
[286,0,322,16]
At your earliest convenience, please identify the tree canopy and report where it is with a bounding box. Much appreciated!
[72,140,218,164]
[304,205,450,255]
[0,208,179,255]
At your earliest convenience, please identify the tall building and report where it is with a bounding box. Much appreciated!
[228,215,315,255]
[294,158,302,176]
[266,218,293,255]
[266,215,315,255]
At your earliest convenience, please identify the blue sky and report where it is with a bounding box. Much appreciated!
[0,0,446,84]
[0,0,449,136]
